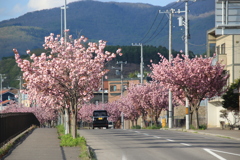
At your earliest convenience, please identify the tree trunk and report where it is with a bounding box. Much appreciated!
[64,108,70,134]
[155,109,162,125]
[131,120,134,127]
[70,104,77,139]
[141,112,147,128]
[194,107,199,129]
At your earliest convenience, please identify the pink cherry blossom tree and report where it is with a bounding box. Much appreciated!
[141,82,171,125]
[150,54,229,129]
[14,33,121,138]
[105,101,122,128]
[126,84,149,128]
[118,96,141,127]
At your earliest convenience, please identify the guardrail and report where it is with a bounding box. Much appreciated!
[0,112,40,147]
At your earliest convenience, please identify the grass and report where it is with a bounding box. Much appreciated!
[145,125,162,129]
[131,125,141,129]
[56,125,94,160]
[131,124,163,129]
[0,125,36,159]
[217,136,231,139]
[190,124,207,130]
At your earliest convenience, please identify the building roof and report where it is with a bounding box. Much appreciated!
[0,100,11,105]
[0,88,18,95]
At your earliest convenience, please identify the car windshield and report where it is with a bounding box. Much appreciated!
[93,111,107,116]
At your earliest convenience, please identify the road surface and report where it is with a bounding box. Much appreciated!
[79,129,240,160]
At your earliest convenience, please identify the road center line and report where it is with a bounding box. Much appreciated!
[180,143,191,146]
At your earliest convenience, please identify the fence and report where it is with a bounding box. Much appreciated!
[0,112,40,146]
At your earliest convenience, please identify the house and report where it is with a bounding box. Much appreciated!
[90,80,109,104]
[0,88,18,110]
[206,0,240,128]
[108,78,145,103]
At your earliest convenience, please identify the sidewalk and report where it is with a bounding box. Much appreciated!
[2,127,239,160]
[3,128,80,160]
[165,128,240,141]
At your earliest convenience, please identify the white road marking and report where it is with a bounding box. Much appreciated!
[154,136,161,138]
[203,148,240,160]
[122,154,128,160]
[143,133,149,136]
[180,143,191,146]
[166,139,174,142]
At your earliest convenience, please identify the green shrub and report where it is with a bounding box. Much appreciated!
[60,134,86,147]
[199,124,207,130]
[190,124,207,130]
[131,125,141,129]
[56,125,64,135]
[56,125,93,159]
[190,125,195,130]
[145,124,162,129]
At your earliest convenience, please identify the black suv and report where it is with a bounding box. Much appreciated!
[92,110,109,129]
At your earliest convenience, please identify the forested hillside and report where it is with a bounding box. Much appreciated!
[0,0,215,59]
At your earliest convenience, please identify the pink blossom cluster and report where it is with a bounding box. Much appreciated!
[1,101,57,125]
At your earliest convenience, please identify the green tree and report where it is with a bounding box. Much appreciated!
[222,79,240,111]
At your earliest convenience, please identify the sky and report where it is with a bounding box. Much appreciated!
[0,0,176,22]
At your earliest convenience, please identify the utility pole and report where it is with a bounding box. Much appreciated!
[16,76,22,106]
[64,0,67,43]
[0,74,6,110]
[132,43,144,128]
[116,61,127,129]
[159,8,184,128]
[116,61,127,97]
[60,6,68,38]
[132,43,143,84]
[178,0,196,130]
[102,75,104,103]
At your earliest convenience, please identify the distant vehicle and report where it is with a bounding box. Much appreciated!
[108,121,114,129]
[92,110,109,129]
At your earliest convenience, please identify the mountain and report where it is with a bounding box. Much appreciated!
[0,0,215,59]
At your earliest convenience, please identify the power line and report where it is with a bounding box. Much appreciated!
[141,15,167,44]
[136,0,201,45]
[189,42,206,46]
[138,2,184,44]
[138,2,186,44]
[138,11,159,43]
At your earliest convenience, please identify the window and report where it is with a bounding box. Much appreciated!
[110,85,117,91]
[221,43,225,54]
[216,45,220,55]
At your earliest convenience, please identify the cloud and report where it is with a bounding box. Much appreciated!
[13,4,26,14]
[27,0,81,11]
[188,11,215,20]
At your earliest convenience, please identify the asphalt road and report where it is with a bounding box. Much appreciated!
[79,129,240,160]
